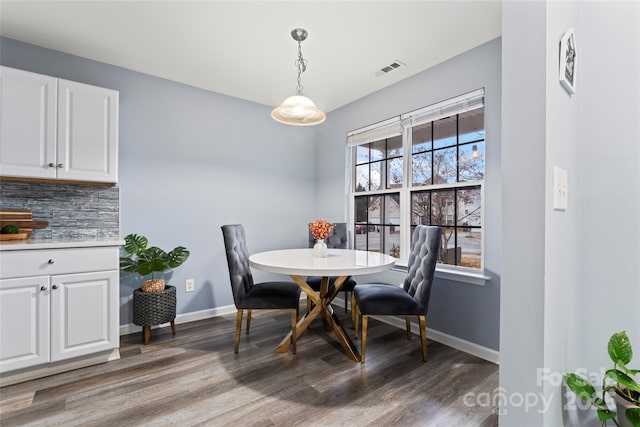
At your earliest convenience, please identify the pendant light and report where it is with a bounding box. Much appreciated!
[271,28,326,126]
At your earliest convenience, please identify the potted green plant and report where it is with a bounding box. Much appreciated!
[564,331,640,427]
[119,233,190,292]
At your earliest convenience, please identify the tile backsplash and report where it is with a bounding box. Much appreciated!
[0,181,120,241]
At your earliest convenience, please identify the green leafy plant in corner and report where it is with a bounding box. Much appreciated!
[564,331,640,427]
[119,233,190,281]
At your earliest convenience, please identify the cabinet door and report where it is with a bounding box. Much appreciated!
[0,276,50,373]
[0,66,57,179]
[50,270,119,362]
[57,79,118,183]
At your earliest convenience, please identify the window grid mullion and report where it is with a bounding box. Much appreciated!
[349,94,484,270]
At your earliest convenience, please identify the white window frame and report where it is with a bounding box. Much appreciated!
[347,89,490,285]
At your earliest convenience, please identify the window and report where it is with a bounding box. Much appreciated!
[348,89,485,272]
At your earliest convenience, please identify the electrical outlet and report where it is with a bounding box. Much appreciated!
[185,279,195,292]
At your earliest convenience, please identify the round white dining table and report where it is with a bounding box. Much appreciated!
[249,248,395,362]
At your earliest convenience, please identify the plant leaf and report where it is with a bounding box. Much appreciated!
[123,234,148,255]
[593,397,609,410]
[625,408,640,427]
[139,247,167,263]
[125,234,147,254]
[617,360,640,377]
[167,247,190,268]
[565,373,597,400]
[146,258,168,274]
[597,408,617,422]
[119,257,138,273]
[136,260,153,276]
[609,331,633,366]
[606,369,640,393]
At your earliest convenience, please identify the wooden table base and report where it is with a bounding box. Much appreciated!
[276,275,360,362]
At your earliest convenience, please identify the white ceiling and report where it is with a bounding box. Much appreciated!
[0,1,502,113]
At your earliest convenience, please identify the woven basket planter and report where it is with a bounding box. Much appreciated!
[132,285,176,327]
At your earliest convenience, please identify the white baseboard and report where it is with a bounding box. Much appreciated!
[369,314,500,365]
[119,295,500,365]
[119,304,237,335]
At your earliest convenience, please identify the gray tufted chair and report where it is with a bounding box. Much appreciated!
[353,225,442,363]
[306,223,357,316]
[221,224,301,354]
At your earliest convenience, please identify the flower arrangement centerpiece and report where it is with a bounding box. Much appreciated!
[309,219,335,258]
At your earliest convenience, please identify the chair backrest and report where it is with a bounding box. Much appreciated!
[221,224,254,307]
[308,222,349,249]
[403,225,443,314]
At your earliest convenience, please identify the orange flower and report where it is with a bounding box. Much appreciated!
[309,219,335,240]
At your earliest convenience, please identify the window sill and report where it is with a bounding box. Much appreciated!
[391,264,490,286]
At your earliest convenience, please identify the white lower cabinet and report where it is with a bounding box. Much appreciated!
[0,276,50,372]
[50,270,119,362]
[0,246,120,379]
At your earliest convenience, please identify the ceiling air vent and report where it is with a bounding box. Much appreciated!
[375,60,405,77]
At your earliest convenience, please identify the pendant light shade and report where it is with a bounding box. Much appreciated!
[272,28,326,126]
[271,95,326,126]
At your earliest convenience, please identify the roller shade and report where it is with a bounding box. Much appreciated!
[346,116,402,147]
[401,88,485,128]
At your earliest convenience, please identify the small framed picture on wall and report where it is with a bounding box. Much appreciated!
[559,28,576,94]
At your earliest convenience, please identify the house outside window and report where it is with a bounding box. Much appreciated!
[348,89,485,271]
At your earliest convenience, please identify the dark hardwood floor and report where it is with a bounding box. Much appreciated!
[0,305,498,426]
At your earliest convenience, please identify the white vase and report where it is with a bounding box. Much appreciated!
[312,239,328,258]
[610,390,639,427]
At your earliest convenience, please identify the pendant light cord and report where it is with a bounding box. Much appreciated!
[295,41,308,94]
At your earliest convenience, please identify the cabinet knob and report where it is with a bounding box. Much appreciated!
[48,163,55,168]
[52,284,58,290]
[57,163,64,168]
[48,259,55,264]
[40,286,47,291]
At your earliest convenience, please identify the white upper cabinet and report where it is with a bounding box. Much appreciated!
[0,66,119,183]
[57,79,118,182]
[0,67,57,179]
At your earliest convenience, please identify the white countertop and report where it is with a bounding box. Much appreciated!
[249,248,395,277]
[0,238,124,251]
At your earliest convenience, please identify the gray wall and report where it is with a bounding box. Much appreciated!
[543,2,582,426]
[500,1,640,426]
[578,0,640,424]
[1,37,318,324]
[500,2,547,425]
[318,38,503,352]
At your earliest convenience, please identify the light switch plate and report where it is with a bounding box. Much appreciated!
[553,166,568,211]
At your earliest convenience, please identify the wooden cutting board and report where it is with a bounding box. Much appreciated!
[0,210,48,239]
[0,233,29,241]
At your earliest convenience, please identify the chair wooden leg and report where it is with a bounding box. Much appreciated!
[354,304,360,339]
[246,309,252,335]
[291,309,297,354]
[405,316,412,340]
[361,315,368,364]
[351,293,357,327]
[419,315,427,362]
[170,320,176,336]
[234,309,243,353]
[306,296,311,313]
